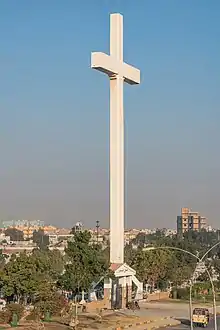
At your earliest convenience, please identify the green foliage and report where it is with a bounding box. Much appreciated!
[34,280,65,316]
[170,281,217,301]
[171,287,190,300]
[0,310,11,324]
[0,250,6,269]
[6,303,24,321]
[33,229,49,249]
[4,228,24,241]
[170,265,193,286]
[102,246,110,264]
[0,232,107,318]
[32,249,65,280]
[129,229,220,290]
[1,226,220,312]
[212,258,220,280]
[0,303,24,325]
[0,249,64,302]
[1,252,39,298]
[59,231,109,294]
[124,244,136,265]
[25,308,41,321]
[130,248,174,286]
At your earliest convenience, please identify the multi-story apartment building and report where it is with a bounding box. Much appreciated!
[177,208,207,234]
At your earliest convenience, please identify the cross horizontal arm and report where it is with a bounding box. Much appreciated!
[123,62,140,85]
[91,52,140,85]
[91,52,119,77]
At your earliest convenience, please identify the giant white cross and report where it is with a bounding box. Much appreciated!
[91,13,140,264]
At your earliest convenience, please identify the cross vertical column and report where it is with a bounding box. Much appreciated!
[109,13,124,264]
[110,13,123,61]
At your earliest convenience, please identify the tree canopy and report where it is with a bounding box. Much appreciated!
[4,228,24,241]
[0,248,65,303]
[59,230,110,294]
[33,229,49,249]
[126,229,220,290]
[0,227,220,306]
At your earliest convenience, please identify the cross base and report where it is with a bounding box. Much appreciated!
[104,263,143,309]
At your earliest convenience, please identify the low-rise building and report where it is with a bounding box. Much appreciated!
[0,233,10,244]
[48,234,74,246]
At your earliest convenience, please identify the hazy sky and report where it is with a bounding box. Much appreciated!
[0,0,219,229]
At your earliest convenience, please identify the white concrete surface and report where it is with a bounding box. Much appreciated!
[91,13,140,265]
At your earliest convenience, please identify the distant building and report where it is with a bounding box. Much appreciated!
[1,219,45,239]
[177,208,207,234]
[164,228,177,236]
[1,220,58,240]
[72,222,83,233]
[1,219,44,228]
[0,232,10,244]
[48,234,74,246]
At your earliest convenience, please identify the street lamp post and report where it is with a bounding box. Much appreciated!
[189,280,193,330]
[144,245,219,330]
[191,241,220,330]
[96,220,100,244]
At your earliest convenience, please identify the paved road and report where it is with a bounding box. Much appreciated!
[137,301,220,320]
[136,302,194,319]
[159,316,220,330]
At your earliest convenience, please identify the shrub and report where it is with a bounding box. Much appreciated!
[0,310,11,324]
[25,308,41,321]
[35,292,66,316]
[6,303,24,321]
[171,287,189,300]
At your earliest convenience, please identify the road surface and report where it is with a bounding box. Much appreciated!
[159,316,220,330]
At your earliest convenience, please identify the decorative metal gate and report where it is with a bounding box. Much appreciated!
[111,282,122,309]
[115,284,122,309]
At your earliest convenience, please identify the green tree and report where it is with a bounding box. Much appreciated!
[0,252,40,301]
[4,228,24,241]
[0,249,6,268]
[59,231,109,294]
[128,228,220,289]
[32,248,65,280]
[170,265,192,286]
[133,233,147,247]
[130,248,174,289]
[0,249,64,303]
[124,243,137,265]
[34,278,64,316]
[33,229,49,249]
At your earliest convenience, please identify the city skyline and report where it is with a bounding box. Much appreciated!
[0,1,220,228]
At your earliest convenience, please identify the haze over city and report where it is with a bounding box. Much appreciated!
[0,0,220,228]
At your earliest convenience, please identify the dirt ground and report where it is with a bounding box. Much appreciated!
[4,311,141,329]
[77,311,139,329]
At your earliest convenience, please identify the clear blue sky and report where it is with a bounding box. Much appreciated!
[0,0,219,229]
